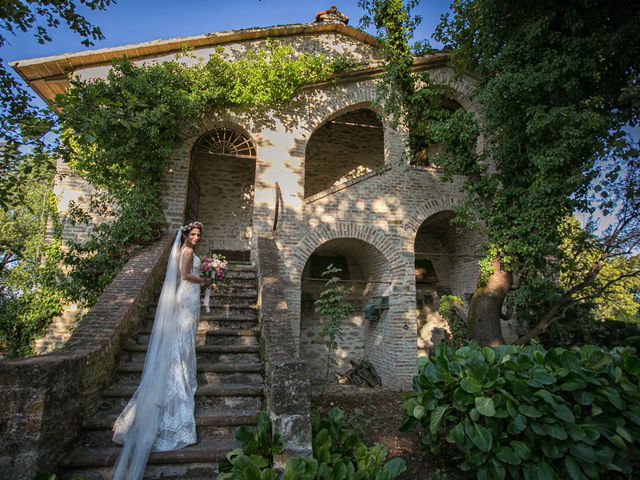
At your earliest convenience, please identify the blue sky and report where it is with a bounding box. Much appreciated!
[4,0,450,63]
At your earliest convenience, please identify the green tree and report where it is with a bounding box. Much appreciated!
[0,158,62,358]
[314,265,354,392]
[362,0,640,345]
[1,0,113,208]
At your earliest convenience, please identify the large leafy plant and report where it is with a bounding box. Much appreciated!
[401,343,640,479]
[220,408,406,480]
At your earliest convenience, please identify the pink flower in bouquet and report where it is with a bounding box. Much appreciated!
[200,253,227,286]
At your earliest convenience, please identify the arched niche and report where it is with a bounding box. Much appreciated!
[413,210,480,355]
[187,126,257,259]
[299,237,392,388]
[304,108,384,198]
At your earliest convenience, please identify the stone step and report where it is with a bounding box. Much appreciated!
[104,383,264,398]
[141,316,258,333]
[147,305,258,319]
[115,363,262,386]
[85,411,259,430]
[123,343,260,364]
[224,263,256,272]
[134,330,259,347]
[99,395,263,419]
[220,272,256,282]
[205,284,258,298]
[58,461,221,480]
[75,424,238,451]
[59,437,235,471]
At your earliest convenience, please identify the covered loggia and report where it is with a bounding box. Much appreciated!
[187,125,257,260]
[413,210,480,355]
[299,238,393,387]
[304,108,384,198]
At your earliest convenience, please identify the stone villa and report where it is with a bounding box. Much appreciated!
[1,8,509,478]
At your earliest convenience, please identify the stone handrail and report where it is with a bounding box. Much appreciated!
[0,234,174,479]
[255,235,312,467]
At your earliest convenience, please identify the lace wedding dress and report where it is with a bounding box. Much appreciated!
[111,233,200,479]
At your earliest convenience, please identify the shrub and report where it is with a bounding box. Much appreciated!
[401,342,640,479]
[219,408,406,480]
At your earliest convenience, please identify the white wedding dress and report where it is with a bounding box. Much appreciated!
[111,233,200,479]
[150,250,200,450]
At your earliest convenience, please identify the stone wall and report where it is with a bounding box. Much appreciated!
[193,151,256,252]
[304,110,384,197]
[0,235,173,479]
[256,235,312,465]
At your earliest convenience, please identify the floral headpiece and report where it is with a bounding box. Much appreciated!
[179,221,203,234]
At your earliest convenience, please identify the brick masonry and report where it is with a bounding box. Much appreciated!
[46,30,516,392]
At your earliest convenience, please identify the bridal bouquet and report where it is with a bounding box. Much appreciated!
[201,254,228,312]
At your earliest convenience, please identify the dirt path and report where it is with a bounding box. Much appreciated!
[310,387,473,480]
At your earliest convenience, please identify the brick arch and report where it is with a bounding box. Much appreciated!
[304,82,380,135]
[184,116,257,158]
[403,199,465,251]
[416,67,480,116]
[160,113,257,230]
[290,222,405,285]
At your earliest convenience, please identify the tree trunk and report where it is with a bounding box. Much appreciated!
[467,258,512,346]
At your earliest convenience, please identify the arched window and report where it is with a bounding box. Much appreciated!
[192,128,256,158]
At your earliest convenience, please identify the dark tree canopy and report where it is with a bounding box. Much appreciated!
[364,0,640,343]
[0,0,113,207]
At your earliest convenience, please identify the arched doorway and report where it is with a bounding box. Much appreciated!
[300,238,392,388]
[414,210,480,355]
[187,126,257,260]
[304,108,384,198]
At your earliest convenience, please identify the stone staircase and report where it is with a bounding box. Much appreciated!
[57,262,263,479]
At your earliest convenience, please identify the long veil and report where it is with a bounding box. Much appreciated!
[111,230,182,479]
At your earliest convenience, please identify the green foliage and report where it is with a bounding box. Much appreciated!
[402,342,640,479]
[543,316,640,351]
[0,0,113,208]
[0,161,64,358]
[363,0,640,341]
[315,265,354,390]
[558,217,640,324]
[219,411,284,480]
[438,295,469,349]
[221,408,406,480]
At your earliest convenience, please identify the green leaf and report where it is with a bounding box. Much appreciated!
[507,414,527,434]
[399,415,418,432]
[565,456,587,480]
[382,457,406,479]
[553,404,575,423]
[615,425,633,443]
[460,376,483,393]
[465,420,493,452]
[519,405,543,418]
[482,347,496,364]
[510,440,531,460]
[445,422,465,445]
[535,461,558,480]
[622,354,640,375]
[496,446,520,465]
[429,405,449,434]
[475,397,496,417]
[413,405,426,419]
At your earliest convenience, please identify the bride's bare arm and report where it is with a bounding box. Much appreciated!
[180,247,208,285]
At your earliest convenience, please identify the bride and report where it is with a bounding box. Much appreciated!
[111,221,211,479]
